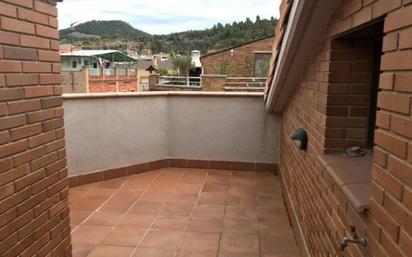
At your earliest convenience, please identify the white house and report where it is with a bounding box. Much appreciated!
[61,50,136,72]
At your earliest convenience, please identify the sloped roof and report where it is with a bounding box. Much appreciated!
[61,50,136,62]
[265,0,342,112]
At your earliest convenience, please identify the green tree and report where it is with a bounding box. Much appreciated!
[172,55,194,76]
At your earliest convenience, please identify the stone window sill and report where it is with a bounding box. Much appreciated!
[319,153,373,213]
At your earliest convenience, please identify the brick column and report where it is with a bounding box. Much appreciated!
[201,74,227,91]
[0,1,72,256]
[148,74,159,91]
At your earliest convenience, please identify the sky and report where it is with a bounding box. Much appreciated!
[57,0,281,35]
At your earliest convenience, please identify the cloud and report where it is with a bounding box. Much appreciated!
[57,0,281,34]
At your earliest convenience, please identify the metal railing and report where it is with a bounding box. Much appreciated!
[88,68,138,78]
[158,76,202,88]
[225,77,267,87]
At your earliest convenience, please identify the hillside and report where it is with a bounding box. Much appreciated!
[60,20,150,40]
[59,17,277,54]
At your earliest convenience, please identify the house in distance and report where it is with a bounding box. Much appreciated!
[200,35,274,77]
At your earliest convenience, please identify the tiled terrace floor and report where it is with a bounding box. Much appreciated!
[69,168,299,257]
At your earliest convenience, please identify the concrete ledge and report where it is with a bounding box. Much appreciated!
[62,91,264,99]
[68,158,279,188]
[319,153,372,213]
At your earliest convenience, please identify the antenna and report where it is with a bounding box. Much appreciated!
[69,21,79,55]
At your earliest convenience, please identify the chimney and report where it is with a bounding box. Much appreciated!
[191,50,202,68]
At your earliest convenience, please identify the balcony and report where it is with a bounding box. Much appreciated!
[63,92,299,257]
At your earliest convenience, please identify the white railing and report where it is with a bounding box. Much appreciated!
[158,76,202,88]
[88,68,101,76]
[226,77,267,87]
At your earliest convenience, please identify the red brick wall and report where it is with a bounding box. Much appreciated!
[324,39,376,151]
[0,1,72,256]
[88,79,137,93]
[201,36,274,77]
[280,1,412,257]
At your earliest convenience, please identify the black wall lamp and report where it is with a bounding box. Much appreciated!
[291,128,308,150]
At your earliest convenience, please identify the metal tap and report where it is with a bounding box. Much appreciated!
[339,226,368,251]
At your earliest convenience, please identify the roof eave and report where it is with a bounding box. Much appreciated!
[200,34,275,59]
[265,0,342,113]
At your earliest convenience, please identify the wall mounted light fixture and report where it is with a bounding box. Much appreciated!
[291,128,308,150]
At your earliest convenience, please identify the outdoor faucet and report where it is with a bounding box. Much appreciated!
[339,226,368,251]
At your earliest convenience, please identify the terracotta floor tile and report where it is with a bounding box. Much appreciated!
[256,186,282,197]
[101,190,142,211]
[187,217,223,233]
[70,210,92,226]
[117,214,156,228]
[85,188,117,199]
[258,219,294,236]
[169,193,198,203]
[99,200,137,213]
[208,170,232,177]
[260,235,298,255]
[113,190,143,200]
[220,234,259,253]
[71,226,112,245]
[148,181,178,192]
[223,218,258,234]
[205,175,230,185]
[100,227,146,247]
[176,250,217,257]
[87,245,135,257]
[193,204,225,219]
[84,211,124,227]
[140,191,171,202]
[183,168,209,174]
[261,255,298,257]
[257,196,285,208]
[227,192,256,205]
[181,173,207,184]
[69,188,90,203]
[152,216,190,231]
[97,177,129,189]
[132,248,175,257]
[129,201,165,215]
[229,185,256,194]
[198,192,227,205]
[123,178,151,191]
[72,243,94,257]
[202,183,229,193]
[229,177,255,187]
[161,202,195,216]
[179,232,220,252]
[153,176,181,184]
[258,207,288,220]
[140,230,183,250]
[225,205,257,219]
[69,168,297,256]
[218,252,258,257]
[70,197,108,211]
[173,183,203,193]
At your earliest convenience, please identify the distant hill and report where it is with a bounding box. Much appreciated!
[59,20,150,40]
[59,17,277,54]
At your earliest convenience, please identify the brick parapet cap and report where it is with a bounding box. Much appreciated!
[62,92,265,99]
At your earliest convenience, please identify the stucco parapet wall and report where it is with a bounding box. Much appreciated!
[62,91,264,99]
